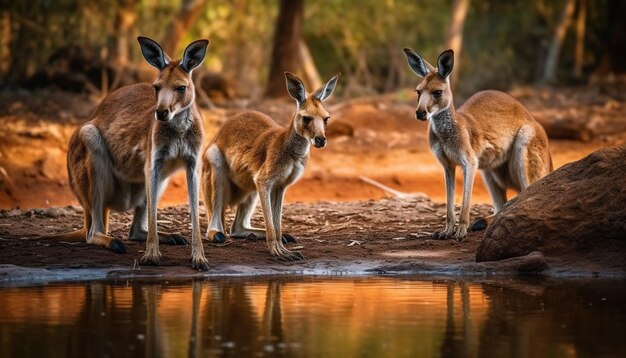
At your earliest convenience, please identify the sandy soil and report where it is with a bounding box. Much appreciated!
[1,196,620,283]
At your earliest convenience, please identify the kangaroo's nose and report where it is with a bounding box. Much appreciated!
[155,110,169,121]
[416,110,427,121]
[314,136,327,148]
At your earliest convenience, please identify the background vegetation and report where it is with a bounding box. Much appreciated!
[1,0,624,102]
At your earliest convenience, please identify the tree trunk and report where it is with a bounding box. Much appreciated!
[445,0,469,88]
[161,0,209,56]
[0,10,10,80]
[265,0,304,98]
[542,0,576,83]
[572,0,586,77]
[114,0,138,67]
[596,0,626,75]
[298,40,321,90]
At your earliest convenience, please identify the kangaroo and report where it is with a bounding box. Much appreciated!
[56,37,210,270]
[403,48,553,241]
[202,72,340,260]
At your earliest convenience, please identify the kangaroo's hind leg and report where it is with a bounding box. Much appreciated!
[76,124,126,253]
[230,193,266,239]
[471,169,507,231]
[203,144,230,243]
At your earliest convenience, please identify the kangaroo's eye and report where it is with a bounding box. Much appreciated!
[323,117,330,125]
[302,116,313,124]
[433,90,443,98]
[176,86,187,93]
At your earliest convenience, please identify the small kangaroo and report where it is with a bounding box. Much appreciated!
[57,37,210,270]
[202,72,340,260]
[403,48,552,241]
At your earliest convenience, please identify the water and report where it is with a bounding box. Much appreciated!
[0,277,624,357]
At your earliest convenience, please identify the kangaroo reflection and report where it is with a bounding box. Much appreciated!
[66,282,162,357]
[189,279,286,357]
[438,281,475,358]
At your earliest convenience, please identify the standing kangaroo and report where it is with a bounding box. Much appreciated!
[403,48,552,241]
[202,72,340,260]
[57,37,210,270]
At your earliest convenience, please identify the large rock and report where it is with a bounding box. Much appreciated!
[476,146,626,263]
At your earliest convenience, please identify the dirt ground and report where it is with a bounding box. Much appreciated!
[0,196,621,280]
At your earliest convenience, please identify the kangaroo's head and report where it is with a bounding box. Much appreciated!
[138,36,209,122]
[285,72,340,148]
[403,48,454,121]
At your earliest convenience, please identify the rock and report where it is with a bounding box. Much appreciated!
[476,146,626,262]
[45,207,72,218]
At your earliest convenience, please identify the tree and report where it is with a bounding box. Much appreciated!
[542,0,576,83]
[265,0,304,98]
[161,0,209,55]
[572,0,586,77]
[445,0,469,88]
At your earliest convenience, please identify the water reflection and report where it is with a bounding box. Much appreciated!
[0,277,624,357]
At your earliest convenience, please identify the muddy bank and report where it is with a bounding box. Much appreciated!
[1,197,623,284]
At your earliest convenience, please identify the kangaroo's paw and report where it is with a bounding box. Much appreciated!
[282,233,297,244]
[191,256,210,271]
[108,239,127,254]
[139,251,162,266]
[161,233,188,245]
[271,243,304,261]
[471,217,490,231]
[211,231,226,244]
[433,231,452,240]
[451,226,468,242]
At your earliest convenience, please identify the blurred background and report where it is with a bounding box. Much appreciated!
[0,0,625,209]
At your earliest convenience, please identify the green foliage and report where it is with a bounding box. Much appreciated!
[0,0,617,97]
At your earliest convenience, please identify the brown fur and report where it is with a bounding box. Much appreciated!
[57,37,210,270]
[404,48,552,241]
[202,72,339,260]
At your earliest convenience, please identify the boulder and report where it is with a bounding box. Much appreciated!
[476,146,626,263]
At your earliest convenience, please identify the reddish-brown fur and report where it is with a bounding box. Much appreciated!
[55,37,210,270]
[404,48,552,241]
[202,72,339,260]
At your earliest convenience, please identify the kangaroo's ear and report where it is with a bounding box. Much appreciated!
[403,48,434,77]
[313,73,340,102]
[437,49,454,80]
[181,39,209,73]
[285,72,307,105]
[138,36,169,70]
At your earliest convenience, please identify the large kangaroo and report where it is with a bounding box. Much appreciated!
[202,72,340,261]
[403,48,553,241]
[57,37,210,270]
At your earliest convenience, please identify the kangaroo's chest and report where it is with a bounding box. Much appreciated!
[157,139,198,176]
[276,156,308,187]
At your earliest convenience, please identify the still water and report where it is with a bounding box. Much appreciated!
[0,277,624,357]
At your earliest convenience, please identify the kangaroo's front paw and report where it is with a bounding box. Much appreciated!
[108,239,127,254]
[282,233,297,244]
[470,217,489,231]
[212,231,226,244]
[163,234,188,245]
[206,230,227,243]
[139,251,162,266]
[191,256,210,271]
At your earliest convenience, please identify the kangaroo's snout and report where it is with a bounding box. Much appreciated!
[313,136,327,148]
[416,110,427,121]
[155,110,170,121]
